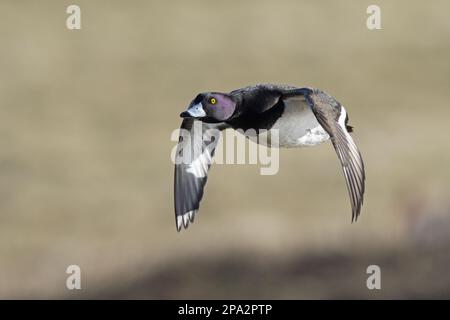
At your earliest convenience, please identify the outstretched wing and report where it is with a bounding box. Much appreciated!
[303,89,365,222]
[174,119,227,231]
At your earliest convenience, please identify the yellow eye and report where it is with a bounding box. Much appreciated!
[210,98,217,105]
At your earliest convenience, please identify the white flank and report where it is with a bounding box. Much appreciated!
[296,125,330,146]
[271,96,330,147]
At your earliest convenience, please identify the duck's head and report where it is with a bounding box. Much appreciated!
[180,92,236,122]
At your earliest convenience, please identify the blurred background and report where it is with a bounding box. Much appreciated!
[1,0,450,299]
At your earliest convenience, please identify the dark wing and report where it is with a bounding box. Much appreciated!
[174,119,227,231]
[305,90,365,222]
[230,84,299,113]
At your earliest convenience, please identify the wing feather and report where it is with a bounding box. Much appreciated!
[174,119,226,231]
[305,90,366,221]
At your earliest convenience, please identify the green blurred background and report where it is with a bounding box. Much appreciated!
[1,0,450,299]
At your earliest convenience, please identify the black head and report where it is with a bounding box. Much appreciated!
[180,92,237,122]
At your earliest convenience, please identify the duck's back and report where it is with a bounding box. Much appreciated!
[228,84,330,147]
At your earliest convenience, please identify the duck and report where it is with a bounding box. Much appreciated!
[174,84,365,231]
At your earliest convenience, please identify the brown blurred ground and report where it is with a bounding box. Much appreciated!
[0,0,450,299]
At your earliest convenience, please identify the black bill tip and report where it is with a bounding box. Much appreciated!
[180,111,191,118]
